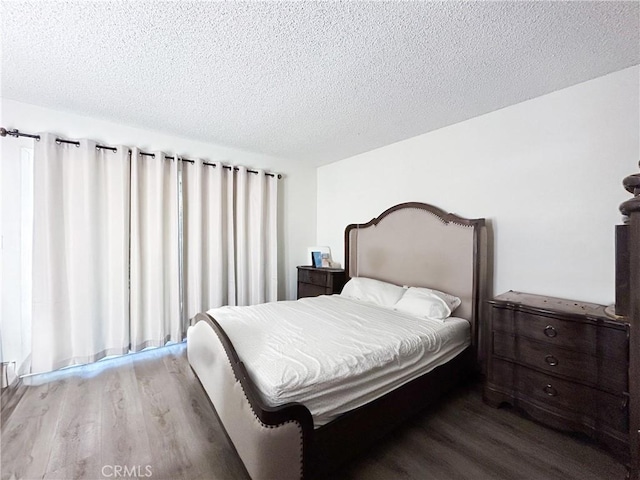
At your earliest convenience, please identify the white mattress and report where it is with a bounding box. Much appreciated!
[205,295,470,427]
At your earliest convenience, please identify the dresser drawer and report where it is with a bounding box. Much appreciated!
[492,307,627,360]
[492,332,627,394]
[298,268,329,287]
[491,358,628,433]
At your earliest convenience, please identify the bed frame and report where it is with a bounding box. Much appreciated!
[188,202,488,479]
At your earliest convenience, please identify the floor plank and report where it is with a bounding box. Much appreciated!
[99,356,152,475]
[1,343,626,480]
[45,372,103,478]
[1,378,69,479]
[161,346,247,479]
[132,347,207,480]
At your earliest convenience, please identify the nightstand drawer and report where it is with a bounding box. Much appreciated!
[296,266,346,300]
[298,283,328,299]
[492,358,628,433]
[298,268,329,287]
[492,332,627,394]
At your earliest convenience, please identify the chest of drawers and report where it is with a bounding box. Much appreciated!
[484,291,629,457]
[297,266,346,299]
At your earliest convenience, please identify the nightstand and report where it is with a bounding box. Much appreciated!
[484,291,629,458]
[297,266,346,299]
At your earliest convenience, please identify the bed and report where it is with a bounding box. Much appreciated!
[187,201,489,479]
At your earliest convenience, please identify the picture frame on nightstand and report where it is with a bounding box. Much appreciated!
[312,251,323,268]
[308,246,332,268]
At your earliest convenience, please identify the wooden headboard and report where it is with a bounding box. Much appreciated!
[344,202,488,353]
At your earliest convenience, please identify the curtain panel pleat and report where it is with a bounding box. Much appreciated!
[30,137,279,374]
[129,148,182,351]
[32,134,130,374]
[183,159,235,318]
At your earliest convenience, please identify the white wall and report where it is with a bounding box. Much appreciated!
[318,66,639,305]
[0,98,316,370]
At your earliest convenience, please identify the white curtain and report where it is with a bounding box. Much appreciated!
[237,166,278,306]
[0,142,34,382]
[183,160,233,318]
[29,136,278,374]
[31,134,130,373]
[129,148,182,351]
[183,163,278,320]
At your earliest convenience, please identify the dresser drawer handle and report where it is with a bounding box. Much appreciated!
[544,384,558,396]
[544,355,558,366]
[543,325,557,338]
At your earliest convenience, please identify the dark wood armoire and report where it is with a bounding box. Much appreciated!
[618,164,640,479]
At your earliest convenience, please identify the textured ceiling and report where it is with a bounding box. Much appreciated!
[1,1,638,166]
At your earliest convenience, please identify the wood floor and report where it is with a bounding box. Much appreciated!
[1,343,626,480]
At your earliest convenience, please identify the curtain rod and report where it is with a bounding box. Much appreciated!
[0,127,282,179]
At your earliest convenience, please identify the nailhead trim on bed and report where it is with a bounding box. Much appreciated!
[394,206,475,228]
[215,329,305,479]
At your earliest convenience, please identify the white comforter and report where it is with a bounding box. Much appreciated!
[207,295,470,427]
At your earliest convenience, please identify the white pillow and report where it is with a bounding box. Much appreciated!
[393,286,461,321]
[340,277,406,307]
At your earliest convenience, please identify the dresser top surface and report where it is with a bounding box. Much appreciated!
[490,291,627,326]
